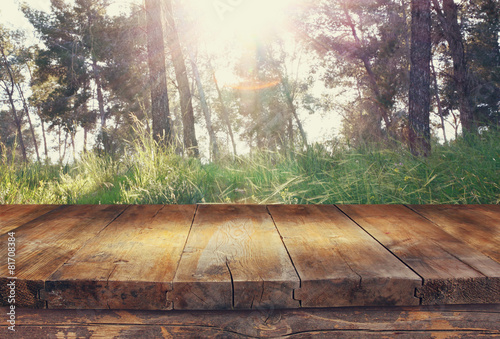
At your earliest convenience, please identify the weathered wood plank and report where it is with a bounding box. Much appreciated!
[5,326,498,338]
[2,304,499,338]
[0,205,127,307]
[42,205,196,310]
[338,205,500,305]
[268,205,421,308]
[0,205,60,235]
[409,205,500,263]
[170,204,300,310]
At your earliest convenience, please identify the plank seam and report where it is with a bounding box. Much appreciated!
[334,204,425,305]
[440,247,488,277]
[167,204,199,310]
[404,205,492,278]
[41,205,130,308]
[266,205,302,307]
[2,205,66,235]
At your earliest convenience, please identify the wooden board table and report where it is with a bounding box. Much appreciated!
[0,204,499,338]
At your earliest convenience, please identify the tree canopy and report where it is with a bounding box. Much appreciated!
[0,0,498,163]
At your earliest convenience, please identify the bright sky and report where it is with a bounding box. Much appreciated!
[189,0,294,37]
[0,0,45,31]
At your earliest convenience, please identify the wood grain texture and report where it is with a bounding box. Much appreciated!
[170,204,300,310]
[3,327,498,338]
[268,205,421,307]
[2,304,499,338]
[338,205,500,305]
[409,205,500,263]
[0,205,127,307]
[0,205,60,235]
[1,204,499,312]
[42,205,196,310]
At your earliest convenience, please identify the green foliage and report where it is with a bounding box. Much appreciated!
[464,0,500,126]
[0,154,60,204]
[1,130,498,205]
[298,0,411,145]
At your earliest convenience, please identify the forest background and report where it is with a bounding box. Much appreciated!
[0,0,499,205]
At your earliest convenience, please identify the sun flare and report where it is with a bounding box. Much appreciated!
[187,0,298,89]
[188,0,297,39]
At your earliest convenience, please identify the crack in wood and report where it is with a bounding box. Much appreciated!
[165,290,173,310]
[151,205,166,219]
[189,290,207,305]
[226,258,235,310]
[94,205,130,238]
[106,265,118,288]
[279,329,500,337]
[335,246,363,289]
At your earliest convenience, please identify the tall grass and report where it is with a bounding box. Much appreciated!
[1,129,498,205]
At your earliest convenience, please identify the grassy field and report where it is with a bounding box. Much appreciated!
[1,130,499,205]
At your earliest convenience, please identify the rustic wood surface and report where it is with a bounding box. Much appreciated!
[0,204,499,311]
[409,204,500,263]
[268,205,421,307]
[0,205,127,307]
[42,205,196,310]
[1,304,498,338]
[0,204,59,234]
[338,204,500,305]
[170,205,300,310]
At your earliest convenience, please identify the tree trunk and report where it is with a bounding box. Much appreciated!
[58,125,62,162]
[71,131,76,161]
[431,58,447,143]
[432,0,473,133]
[145,0,172,145]
[164,0,199,158]
[61,130,68,163]
[6,90,27,162]
[82,85,89,155]
[213,71,237,157]
[409,0,432,157]
[91,57,106,129]
[171,105,184,156]
[39,112,48,159]
[16,83,40,162]
[83,126,88,154]
[281,78,309,149]
[342,6,392,132]
[189,51,218,161]
[23,57,42,161]
[91,57,111,153]
[0,46,27,162]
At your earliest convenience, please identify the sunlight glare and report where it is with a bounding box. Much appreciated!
[191,0,296,39]
[214,69,241,87]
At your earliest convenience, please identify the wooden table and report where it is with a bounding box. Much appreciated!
[0,204,499,337]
